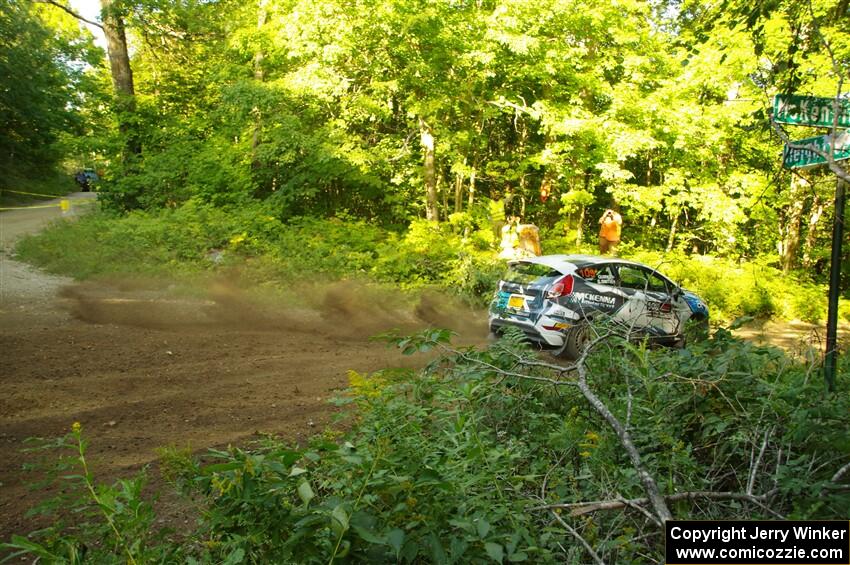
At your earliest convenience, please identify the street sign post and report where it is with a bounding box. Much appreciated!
[775,93,849,391]
[782,131,850,169]
[774,94,850,128]
[824,180,846,392]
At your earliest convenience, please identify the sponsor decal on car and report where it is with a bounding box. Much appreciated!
[570,292,617,306]
[646,300,673,318]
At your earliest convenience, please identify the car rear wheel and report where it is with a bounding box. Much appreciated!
[554,324,588,360]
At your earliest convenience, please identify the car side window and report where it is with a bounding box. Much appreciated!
[618,266,648,290]
[645,270,670,293]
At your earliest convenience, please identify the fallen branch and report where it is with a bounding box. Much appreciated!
[573,338,673,524]
[529,489,779,517]
[747,426,774,495]
[831,460,850,484]
[549,510,606,565]
[445,327,674,524]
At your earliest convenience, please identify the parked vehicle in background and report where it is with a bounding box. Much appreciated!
[73,168,100,192]
[488,254,709,359]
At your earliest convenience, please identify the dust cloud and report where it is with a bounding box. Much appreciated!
[58,276,489,344]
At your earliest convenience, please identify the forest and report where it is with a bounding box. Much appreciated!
[4,0,849,273]
[2,0,850,563]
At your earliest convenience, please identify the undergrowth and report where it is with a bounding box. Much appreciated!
[5,330,849,563]
[15,200,848,322]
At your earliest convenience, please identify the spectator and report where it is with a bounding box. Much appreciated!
[598,209,622,255]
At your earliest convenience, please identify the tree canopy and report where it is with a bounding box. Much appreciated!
[7,0,850,273]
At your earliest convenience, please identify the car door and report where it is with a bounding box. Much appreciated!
[639,268,680,335]
[613,264,652,331]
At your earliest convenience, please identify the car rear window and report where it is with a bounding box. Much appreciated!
[503,262,562,284]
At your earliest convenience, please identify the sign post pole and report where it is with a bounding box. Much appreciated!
[775,94,849,390]
[824,178,846,391]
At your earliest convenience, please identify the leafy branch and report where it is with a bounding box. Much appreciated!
[32,0,104,29]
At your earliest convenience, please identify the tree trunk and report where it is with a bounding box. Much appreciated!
[666,214,678,252]
[419,118,438,221]
[577,205,586,245]
[454,172,463,213]
[468,168,476,207]
[100,0,139,158]
[802,193,824,268]
[780,175,808,272]
[540,137,556,203]
[440,169,448,218]
[251,0,268,170]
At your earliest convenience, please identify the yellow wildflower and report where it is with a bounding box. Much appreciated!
[71,422,82,434]
[229,233,247,247]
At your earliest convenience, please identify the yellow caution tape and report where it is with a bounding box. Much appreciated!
[0,203,63,210]
[0,188,65,198]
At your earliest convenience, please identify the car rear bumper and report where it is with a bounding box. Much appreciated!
[488,316,565,347]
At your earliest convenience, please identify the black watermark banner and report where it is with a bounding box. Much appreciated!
[666,521,849,564]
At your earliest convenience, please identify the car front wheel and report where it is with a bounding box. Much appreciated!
[676,315,709,348]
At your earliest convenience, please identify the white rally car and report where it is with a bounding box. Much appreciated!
[488,255,709,359]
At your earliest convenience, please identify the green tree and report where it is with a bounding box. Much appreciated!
[0,1,100,176]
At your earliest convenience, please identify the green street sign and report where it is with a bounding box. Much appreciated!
[773,94,850,128]
[783,131,850,169]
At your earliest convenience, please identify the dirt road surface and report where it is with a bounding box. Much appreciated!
[0,195,487,542]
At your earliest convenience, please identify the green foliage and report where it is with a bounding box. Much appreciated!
[8,330,849,562]
[100,136,254,211]
[3,425,179,563]
[0,0,103,182]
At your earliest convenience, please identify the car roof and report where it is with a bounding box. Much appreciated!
[512,254,648,272]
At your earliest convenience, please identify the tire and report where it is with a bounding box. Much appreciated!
[487,325,502,343]
[554,324,588,360]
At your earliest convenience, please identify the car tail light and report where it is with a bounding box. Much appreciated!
[661,302,672,313]
[546,274,574,299]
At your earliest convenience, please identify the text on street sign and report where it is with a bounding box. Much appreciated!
[774,94,850,129]
[783,131,850,169]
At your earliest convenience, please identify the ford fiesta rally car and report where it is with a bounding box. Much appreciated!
[488,255,709,359]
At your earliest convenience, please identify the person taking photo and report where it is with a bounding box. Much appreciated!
[598,208,622,255]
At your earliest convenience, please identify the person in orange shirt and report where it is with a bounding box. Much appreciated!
[598,209,622,255]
